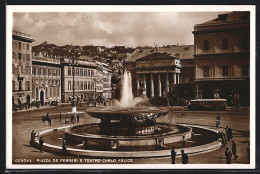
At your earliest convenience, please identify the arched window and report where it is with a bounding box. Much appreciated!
[203,40,209,51]
[88,82,90,89]
[222,38,228,50]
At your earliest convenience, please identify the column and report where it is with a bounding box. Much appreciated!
[150,74,154,97]
[173,73,176,85]
[177,73,180,84]
[136,74,140,94]
[166,73,169,92]
[143,74,146,95]
[158,73,162,97]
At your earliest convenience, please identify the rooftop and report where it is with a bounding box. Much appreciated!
[195,11,250,27]
[125,45,194,62]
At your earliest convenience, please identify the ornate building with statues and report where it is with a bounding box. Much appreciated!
[124,45,194,104]
[193,11,250,106]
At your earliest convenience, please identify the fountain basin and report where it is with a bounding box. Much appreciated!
[65,123,192,148]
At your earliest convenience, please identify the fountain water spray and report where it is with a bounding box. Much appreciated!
[114,70,144,109]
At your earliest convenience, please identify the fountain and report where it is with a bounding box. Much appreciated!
[65,71,192,149]
[33,71,222,158]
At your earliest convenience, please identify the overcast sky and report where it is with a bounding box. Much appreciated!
[13,12,227,47]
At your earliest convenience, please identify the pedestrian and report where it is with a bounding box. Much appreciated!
[216,113,221,122]
[221,132,227,146]
[62,138,67,155]
[225,147,232,164]
[42,114,46,123]
[76,115,79,123]
[232,140,238,160]
[216,119,221,129]
[228,127,233,140]
[181,108,185,117]
[39,136,44,153]
[46,112,49,121]
[48,117,52,126]
[181,150,189,164]
[171,146,177,164]
[226,126,230,141]
[30,130,35,147]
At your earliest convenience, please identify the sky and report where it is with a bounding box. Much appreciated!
[13,12,228,47]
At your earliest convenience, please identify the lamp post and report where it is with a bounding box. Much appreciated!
[69,50,81,113]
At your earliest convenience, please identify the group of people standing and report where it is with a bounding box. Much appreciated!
[171,147,189,164]
[41,112,52,126]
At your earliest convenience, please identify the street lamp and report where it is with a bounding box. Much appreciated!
[69,50,81,113]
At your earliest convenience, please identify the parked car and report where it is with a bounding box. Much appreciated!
[51,101,58,106]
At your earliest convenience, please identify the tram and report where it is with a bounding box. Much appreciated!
[187,99,227,111]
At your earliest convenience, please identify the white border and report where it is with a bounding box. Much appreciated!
[6,5,256,169]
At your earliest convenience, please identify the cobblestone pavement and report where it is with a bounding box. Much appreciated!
[10,103,250,166]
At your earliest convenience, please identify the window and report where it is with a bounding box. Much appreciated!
[18,53,22,59]
[84,82,87,89]
[19,80,22,91]
[222,66,229,76]
[68,81,71,90]
[26,66,30,75]
[88,70,90,76]
[43,68,46,75]
[76,69,79,76]
[88,82,90,89]
[26,54,30,60]
[26,81,30,90]
[27,44,29,50]
[91,70,94,77]
[68,68,71,76]
[81,82,83,90]
[46,68,48,76]
[241,37,250,49]
[41,68,44,75]
[203,66,209,77]
[242,65,249,76]
[222,38,228,50]
[84,70,87,76]
[18,42,21,49]
[203,40,209,51]
[80,69,83,76]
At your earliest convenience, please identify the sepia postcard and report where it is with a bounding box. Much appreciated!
[6,5,255,170]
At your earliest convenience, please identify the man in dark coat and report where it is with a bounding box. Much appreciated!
[62,138,67,155]
[171,146,177,164]
[225,147,232,164]
[232,140,238,159]
[181,150,189,164]
[39,136,44,153]
[30,130,35,146]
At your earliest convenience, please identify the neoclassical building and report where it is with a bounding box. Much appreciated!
[31,54,61,104]
[12,30,34,105]
[193,11,250,106]
[124,45,194,100]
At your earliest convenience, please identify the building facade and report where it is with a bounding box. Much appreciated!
[61,58,96,103]
[12,30,34,106]
[31,53,61,105]
[193,12,250,106]
[124,45,194,102]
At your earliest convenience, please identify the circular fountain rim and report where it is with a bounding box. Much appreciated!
[33,124,222,158]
